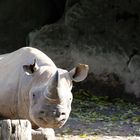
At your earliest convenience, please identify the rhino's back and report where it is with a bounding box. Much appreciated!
[0,47,55,67]
[0,47,55,86]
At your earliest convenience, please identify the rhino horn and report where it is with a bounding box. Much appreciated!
[44,71,60,102]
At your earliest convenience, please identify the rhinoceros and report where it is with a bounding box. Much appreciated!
[0,47,89,129]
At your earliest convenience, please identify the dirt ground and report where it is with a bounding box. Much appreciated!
[55,118,140,140]
[54,93,140,140]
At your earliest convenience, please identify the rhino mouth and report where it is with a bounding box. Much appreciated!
[55,118,67,128]
[36,117,67,128]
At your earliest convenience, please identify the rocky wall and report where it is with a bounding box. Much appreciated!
[0,0,66,53]
[29,0,140,99]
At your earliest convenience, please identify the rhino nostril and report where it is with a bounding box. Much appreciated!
[55,111,66,118]
[55,111,61,117]
[61,112,66,116]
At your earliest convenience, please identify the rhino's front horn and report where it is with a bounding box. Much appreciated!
[44,71,60,102]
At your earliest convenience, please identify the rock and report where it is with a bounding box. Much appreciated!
[0,119,55,140]
[1,119,31,140]
[29,0,140,99]
[32,128,55,140]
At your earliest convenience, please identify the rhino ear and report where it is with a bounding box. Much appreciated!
[23,59,39,75]
[69,64,89,82]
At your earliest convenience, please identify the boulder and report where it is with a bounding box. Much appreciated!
[29,0,140,99]
[32,128,55,140]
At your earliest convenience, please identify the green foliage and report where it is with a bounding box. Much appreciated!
[79,133,87,138]
[56,90,140,139]
[71,90,140,125]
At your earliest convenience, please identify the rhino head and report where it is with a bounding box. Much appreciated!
[23,60,89,128]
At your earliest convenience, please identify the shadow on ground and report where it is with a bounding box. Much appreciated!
[55,91,140,139]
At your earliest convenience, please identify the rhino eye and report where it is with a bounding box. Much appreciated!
[33,94,36,98]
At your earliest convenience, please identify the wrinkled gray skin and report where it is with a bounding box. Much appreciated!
[0,47,89,129]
